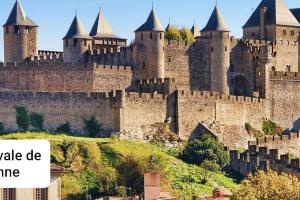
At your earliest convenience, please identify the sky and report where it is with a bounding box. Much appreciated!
[0,0,299,61]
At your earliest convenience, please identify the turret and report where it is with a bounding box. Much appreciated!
[89,9,127,50]
[3,0,38,63]
[191,21,200,38]
[135,7,165,79]
[63,15,92,63]
[201,6,230,95]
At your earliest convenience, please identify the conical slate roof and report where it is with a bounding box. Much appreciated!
[191,23,200,36]
[290,8,300,23]
[165,19,173,32]
[202,6,229,32]
[3,0,37,27]
[64,15,92,40]
[135,9,164,32]
[243,0,300,28]
[90,10,120,39]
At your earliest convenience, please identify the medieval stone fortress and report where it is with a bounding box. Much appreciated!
[1,0,300,176]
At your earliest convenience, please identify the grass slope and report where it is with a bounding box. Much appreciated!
[0,132,238,199]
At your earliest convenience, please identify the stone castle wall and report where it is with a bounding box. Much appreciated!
[268,71,300,130]
[0,91,122,134]
[0,62,132,92]
[177,90,269,148]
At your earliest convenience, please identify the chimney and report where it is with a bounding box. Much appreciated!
[260,7,268,39]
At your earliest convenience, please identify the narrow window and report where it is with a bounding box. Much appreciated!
[291,31,295,36]
[211,47,214,52]
[73,39,78,47]
[271,66,276,71]
[14,26,19,34]
[35,188,48,200]
[143,62,146,69]
[150,33,153,39]
[3,188,16,200]
[141,33,143,40]
[5,26,9,33]
[168,56,171,63]
[65,39,69,47]
[225,47,228,51]
[283,30,287,36]
[286,65,291,72]
[160,33,162,39]
[84,39,87,46]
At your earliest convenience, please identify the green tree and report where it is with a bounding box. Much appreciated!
[56,123,71,134]
[29,112,44,130]
[15,106,30,131]
[179,27,195,42]
[232,170,300,200]
[180,135,230,169]
[83,116,103,138]
[200,159,221,172]
[165,25,181,41]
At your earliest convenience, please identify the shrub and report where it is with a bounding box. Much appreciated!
[56,123,71,134]
[15,106,30,131]
[262,119,283,136]
[232,170,300,200]
[0,122,4,133]
[180,135,230,169]
[200,159,221,172]
[115,186,127,197]
[29,112,44,130]
[83,116,103,138]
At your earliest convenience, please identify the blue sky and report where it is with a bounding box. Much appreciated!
[0,0,299,61]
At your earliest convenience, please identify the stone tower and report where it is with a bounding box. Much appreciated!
[63,15,92,63]
[3,0,38,63]
[202,6,230,95]
[135,8,165,79]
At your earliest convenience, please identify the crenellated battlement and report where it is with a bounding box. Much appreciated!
[165,39,194,49]
[138,78,175,85]
[126,92,166,100]
[249,132,300,146]
[178,90,265,104]
[269,71,300,81]
[0,62,94,71]
[0,90,124,103]
[93,64,132,71]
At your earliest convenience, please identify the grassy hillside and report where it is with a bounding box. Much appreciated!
[0,132,239,199]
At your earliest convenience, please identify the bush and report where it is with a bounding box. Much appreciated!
[165,26,195,42]
[232,170,300,200]
[115,186,127,197]
[180,135,230,169]
[56,123,71,134]
[262,119,283,136]
[0,122,4,133]
[83,116,103,138]
[29,112,44,130]
[200,159,221,172]
[15,106,30,131]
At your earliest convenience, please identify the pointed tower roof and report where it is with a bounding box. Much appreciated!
[165,18,172,32]
[191,21,200,36]
[290,8,300,23]
[90,10,120,39]
[202,6,229,32]
[63,15,92,40]
[3,0,37,27]
[243,0,300,28]
[135,8,164,32]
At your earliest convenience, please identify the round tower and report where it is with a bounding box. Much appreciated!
[63,15,92,63]
[202,6,230,95]
[3,0,38,63]
[135,8,165,79]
